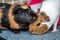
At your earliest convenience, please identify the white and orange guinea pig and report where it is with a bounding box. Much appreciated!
[29,0,59,34]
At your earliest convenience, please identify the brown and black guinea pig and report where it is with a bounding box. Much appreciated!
[0,3,37,34]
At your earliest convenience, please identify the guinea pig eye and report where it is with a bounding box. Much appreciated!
[33,17,36,19]
[37,23,40,26]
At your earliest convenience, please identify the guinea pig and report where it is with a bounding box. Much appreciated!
[13,4,37,27]
[8,3,37,33]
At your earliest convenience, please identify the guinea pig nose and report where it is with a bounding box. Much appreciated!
[37,23,40,26]
[47,19,50,22]
[45,17,50,22]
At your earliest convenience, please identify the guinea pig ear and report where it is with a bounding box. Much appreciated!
[40,12,46,16]
[36,8,40,16]
[44,16,50,22]
[14,6,21,10]
[40,12,50,22]
[13,5,22,14]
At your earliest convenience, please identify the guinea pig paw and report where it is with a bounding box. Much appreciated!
[10,24,20,29]
[52,29,58,32]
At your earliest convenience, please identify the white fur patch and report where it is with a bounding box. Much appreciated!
[40,1,59,29]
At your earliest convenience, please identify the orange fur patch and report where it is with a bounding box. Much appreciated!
[8,4,20,29]
[0,7,3,18]
[0,11,2,18]
[21,4,28,9]
[29,24,48,34]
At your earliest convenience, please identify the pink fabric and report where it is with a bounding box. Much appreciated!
[58,17,60,25]
[29,0,42,5]
[29,0,60,25]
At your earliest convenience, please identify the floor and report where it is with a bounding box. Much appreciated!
[0,26,60,40]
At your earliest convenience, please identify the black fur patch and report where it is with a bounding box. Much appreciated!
[13,5,37,27]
